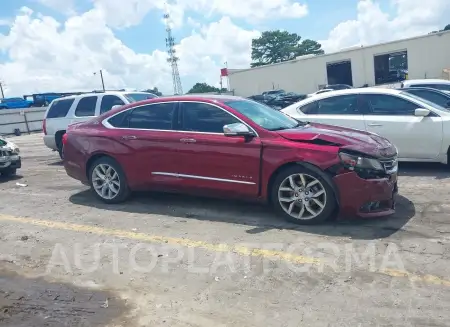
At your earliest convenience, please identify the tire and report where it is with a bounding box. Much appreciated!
[88,156,130,204]
[271,165,337,225]
[1,168,17,177]
[58,143,65,160]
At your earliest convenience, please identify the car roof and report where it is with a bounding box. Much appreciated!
[54,91,154,101]
[152,94,244,102]
[298,87,403,102]
[399,86,449,93]
[403,79,450,85]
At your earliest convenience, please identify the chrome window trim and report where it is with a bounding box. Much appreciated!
[102,100,259,137]
[152,172,256,185]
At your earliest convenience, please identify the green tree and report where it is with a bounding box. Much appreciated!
[250,30,324,67]
[187,82,226,94]
[444,24,450,31]
[143,87,162,96]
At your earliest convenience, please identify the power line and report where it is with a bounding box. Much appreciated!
[0,81,5,99]
[163,6,183,95]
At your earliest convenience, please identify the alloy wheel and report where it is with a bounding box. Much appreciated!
[277,173,327,220]
[92,164,121,200]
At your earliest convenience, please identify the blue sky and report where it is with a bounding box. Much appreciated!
[0,0,448,96]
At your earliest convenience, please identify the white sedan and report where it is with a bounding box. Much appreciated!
[281,88,450,164]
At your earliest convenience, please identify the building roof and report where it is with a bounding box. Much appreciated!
[229,30,450,75]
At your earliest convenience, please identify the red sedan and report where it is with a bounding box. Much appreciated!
[63,95,398,224]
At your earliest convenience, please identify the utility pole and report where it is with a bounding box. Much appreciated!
[0,82,4,99]
[93,70,106,91]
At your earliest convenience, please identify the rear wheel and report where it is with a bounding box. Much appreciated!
[58,143,64,160]
[271,165,337,224]
[88,157,130,203]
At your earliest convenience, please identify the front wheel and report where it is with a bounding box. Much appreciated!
[1,168,17,177]
[88,157,130,203]
[271,165,337,225]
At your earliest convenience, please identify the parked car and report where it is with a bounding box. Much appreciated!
[307,89,333,97]
[0,97,33,109]
[43,91,158,159]
[281,88,450,164]
[324,84,353,90]
[401,79,450,94]
[63,95,398,225]
[400,87,450,109]
[0,137,21,177]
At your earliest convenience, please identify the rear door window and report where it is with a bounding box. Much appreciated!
[46,99,75,118]
[314,95,360,115]
[100,95,125,114]
[128,103,176,130]
[75,96,98,117]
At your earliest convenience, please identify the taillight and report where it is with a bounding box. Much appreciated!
[43,119,47,135]
[62,133,68,145]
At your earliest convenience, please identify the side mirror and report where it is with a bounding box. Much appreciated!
[111,105,123,111]
[414,108,431,117]
[223,123,254,137]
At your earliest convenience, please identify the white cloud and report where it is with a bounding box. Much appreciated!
[319,0,450,53]
[91,0,307,29]
[0,6,257,96]
[34,0,77,15]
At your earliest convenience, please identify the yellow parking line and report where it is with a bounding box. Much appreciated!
[0,214,318,265]
[0,213,449,287]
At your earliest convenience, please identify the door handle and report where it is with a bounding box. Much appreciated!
[121,135,137,140]
[368,123,383,127]
[180,138,196,143]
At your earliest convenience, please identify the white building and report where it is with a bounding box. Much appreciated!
[228,30,450,97]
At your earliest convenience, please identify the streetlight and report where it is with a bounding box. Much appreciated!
[93,70,105,91]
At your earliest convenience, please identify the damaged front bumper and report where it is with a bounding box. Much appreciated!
[333,171,397,219]
[0,152,21,171]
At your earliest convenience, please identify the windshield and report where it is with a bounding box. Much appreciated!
[400,91,448,111]
[224,99,300,131]
[124,93,157,102]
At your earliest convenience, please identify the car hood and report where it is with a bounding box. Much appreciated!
[276,122,397,158]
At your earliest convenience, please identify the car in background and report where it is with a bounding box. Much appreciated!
[281,88,450,165]
[401,79,450,94]
[0,97,33,110]
[307,89,333,97]
[400,87,450,109]
[63,95,398,224]
[43,91,158,159]
[324,84,353,91]
[0,137,21,177]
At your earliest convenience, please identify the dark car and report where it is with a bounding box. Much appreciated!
[63,95,398,225]
[399,87,450,109]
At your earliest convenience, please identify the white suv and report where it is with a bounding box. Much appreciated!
[43,91,158,158]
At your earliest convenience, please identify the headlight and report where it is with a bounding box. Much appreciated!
[12,147,20,154]
[339,151,384,171]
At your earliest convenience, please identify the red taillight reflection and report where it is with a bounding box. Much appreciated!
[62,133,68,145]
